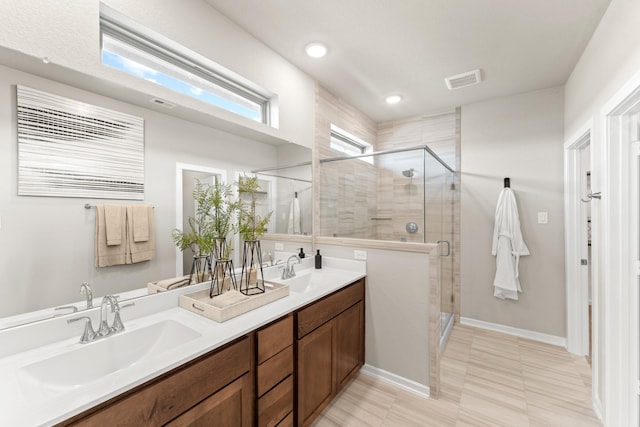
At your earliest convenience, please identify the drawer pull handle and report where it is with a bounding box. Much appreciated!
[192,303,205,312]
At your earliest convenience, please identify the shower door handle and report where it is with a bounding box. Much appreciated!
[437,240,450,257]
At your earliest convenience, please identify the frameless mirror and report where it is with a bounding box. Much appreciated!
[0,142,311,331]
[247,143,313,239]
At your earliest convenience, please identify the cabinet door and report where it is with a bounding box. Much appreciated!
[297,321,335,427]
[166,373,252,427]
[335,301,364,390]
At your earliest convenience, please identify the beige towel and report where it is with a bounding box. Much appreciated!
[95,204,127,267]
[148,275,193,290]
[132,205,149,242]
[104,204,124,246]
[126,205,155,264]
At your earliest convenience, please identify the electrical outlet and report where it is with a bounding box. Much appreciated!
[274,242,284,250]
[354,250,367,260]
[537,212,548,224]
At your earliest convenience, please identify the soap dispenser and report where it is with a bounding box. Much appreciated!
[298,248,305,259]
[315,250,322,269]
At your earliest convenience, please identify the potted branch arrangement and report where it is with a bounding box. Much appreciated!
[172,179,216,284]
[209,177,243,297]
[238,175,273,295]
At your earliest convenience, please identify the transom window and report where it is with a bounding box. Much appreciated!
[330,124,373,163]
[100,6,273,125]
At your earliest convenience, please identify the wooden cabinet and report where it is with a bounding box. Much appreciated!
[58,336,253,427]
[166,373,252,427]
[58,277,365,427]
[296,279,365,427]
[256,315,294,427]
[335,300,364,389]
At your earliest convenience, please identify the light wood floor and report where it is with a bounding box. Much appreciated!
[313,324,601,426]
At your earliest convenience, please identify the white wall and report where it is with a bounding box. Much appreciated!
[316,244,431,388]
[460,87,566,338]
[564,0,640,420]
[0,65,279,317]
[0,0,315,148]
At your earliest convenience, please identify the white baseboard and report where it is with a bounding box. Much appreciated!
[460,317,567,348]
[592,396,603,422]
[360,364,430,399]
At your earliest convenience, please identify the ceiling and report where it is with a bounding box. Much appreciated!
[204,0,611,123]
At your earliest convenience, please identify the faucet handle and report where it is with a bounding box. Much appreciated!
[111,302,134,333]
[54,305,79,317]
[67,316,96,344]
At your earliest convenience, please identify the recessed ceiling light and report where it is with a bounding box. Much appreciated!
[305,42,328,58]
[41,57,50,64]
[385,95,402,104]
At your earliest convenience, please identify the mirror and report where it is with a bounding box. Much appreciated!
[0,65,313,330]
[251,143,313,238]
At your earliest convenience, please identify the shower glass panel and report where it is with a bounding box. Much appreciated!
[318,145,456,343]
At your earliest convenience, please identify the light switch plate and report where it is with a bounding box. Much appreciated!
[274,242,284,250]
[537,211,548,224]
[354,250,367,260]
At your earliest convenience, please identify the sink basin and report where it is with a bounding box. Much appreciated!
[19,319,201,391]
[266,268,347,293]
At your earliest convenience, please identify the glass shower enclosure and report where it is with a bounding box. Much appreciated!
[319,146,456,343]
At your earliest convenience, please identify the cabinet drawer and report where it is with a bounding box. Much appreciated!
[258,375,293,427]
[66,337,251,426]
[257,315,293,364]
[165,373,251,427]
[276,411,293,427]
[257,346,293,397]
[297,279,364,338]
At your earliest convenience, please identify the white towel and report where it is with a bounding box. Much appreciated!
[491,188,530,300]
[287,197,301,234]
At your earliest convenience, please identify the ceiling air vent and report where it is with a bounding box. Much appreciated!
[444,69,482,90]
[150,98,175,109]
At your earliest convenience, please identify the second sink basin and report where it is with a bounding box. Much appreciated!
[266,267,350,293]
[19,319,201,392]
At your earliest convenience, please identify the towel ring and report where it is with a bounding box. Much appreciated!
[581,192,601,203]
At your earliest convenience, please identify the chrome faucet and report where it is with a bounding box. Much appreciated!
[67,296,134,344]
[98,295,118,337]
[80,282,93,309]
[281,255,301,279]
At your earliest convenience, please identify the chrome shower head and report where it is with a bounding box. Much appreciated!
[402,168,415,178]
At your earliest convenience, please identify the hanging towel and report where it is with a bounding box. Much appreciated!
[104,204,125,246]
[491,188,530,300]
[287,197,301,234]
[126,205,155,264]
[132,205,150,242]
[95,204,127,267]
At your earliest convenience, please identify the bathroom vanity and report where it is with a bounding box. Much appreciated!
[58,279,365,427]
[0,257,365,427]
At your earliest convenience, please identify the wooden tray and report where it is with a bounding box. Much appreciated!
[180,283,289,322]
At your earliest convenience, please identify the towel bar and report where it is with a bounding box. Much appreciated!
[85,203,154,209]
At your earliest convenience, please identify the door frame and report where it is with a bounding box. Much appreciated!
[175,162,227,277]
[599,69,640,427]
[564,121,593,357]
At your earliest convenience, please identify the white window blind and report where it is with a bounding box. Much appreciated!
[17,85,145,200]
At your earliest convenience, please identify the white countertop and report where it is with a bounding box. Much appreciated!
[0,257,365,426]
